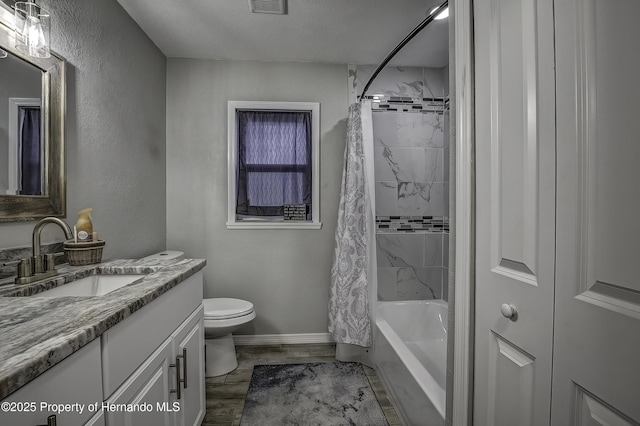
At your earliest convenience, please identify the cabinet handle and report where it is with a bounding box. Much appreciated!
[170,356,182,400]
[182,348,188,389]
[37,414,57,426]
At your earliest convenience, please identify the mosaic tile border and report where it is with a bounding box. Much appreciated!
[376,216,449,233]
[363,95,449,114]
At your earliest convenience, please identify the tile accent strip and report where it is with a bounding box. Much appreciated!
[376,216,449,233]
[363,95,450,114]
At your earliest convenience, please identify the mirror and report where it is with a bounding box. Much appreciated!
[0,9,65,222]
[1,50,43,196]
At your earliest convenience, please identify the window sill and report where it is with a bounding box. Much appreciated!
[226,221,322,230]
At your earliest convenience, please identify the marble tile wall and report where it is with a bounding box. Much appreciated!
[373,110,447,217]
[349,64,450,302]
[352,65,448,218]
[376,233,449,301]
[355,65,445,100]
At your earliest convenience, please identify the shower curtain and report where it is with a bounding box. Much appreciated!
[329,101,375,347]
[19,107,41,195]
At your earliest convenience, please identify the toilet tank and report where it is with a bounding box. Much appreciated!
[140,251,184,261]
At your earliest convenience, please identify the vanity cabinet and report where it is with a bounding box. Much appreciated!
[0,270,205,426]
[102,271,205,426]
[103,306,205,426]
[0,339,104,426]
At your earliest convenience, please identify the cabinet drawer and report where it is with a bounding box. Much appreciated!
[101,271,203,398]
[0,339,103,426]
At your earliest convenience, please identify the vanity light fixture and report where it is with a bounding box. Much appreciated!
[14,0,50,58]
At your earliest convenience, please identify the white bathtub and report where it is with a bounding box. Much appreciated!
[375,300,447,426]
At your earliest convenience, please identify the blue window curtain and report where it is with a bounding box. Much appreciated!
[236,110,312,218]
[19,107,41,195]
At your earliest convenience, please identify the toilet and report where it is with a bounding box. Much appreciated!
[139,251,256,377]
[203,298,255,377]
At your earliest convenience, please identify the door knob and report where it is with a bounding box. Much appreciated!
[501,303,517,320]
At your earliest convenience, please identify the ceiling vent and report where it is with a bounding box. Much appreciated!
[248,0,287,15]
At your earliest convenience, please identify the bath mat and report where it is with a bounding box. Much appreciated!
[240,362,389,426]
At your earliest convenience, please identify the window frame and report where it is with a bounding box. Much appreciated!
[226,101,322,229]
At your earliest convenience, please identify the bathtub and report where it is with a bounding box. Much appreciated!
[375,300,447,426]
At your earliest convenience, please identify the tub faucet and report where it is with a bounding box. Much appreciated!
[14,217,73,284]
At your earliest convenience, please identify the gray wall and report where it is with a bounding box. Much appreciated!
[166,59,347,335]
[0,0,167,259]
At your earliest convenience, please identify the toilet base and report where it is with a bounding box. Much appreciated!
[205,334,238,377]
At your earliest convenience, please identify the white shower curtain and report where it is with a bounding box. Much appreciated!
[329,101,375,348]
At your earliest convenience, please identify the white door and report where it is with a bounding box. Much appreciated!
[473,0,557,424]
[552,0,640,423]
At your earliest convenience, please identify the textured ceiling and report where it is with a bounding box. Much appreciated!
[116,0,449,68]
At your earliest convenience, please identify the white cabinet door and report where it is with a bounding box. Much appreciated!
[172,305,205,426]
[0,339,103,426]
[553,0,640,423]
[473,0,557,424]
[104,338,175,426]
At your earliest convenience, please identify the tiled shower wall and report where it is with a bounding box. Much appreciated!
[377,232,449,301]
[350,64,450,301]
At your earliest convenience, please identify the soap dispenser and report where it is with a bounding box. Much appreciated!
[75,208,93,242]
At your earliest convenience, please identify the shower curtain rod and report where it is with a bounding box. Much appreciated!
[359,0,448,100]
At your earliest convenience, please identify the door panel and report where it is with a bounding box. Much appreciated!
[487,334,536,426]
[553,0,640,423]
[491,0,538,275]
[474,0,556,423]
[575,388,637,426]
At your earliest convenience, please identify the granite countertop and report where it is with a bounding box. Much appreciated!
[0,257,206,400]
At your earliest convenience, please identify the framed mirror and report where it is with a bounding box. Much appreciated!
[0,4,65,222]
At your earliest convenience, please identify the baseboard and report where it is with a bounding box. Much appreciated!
[233,333,334,346]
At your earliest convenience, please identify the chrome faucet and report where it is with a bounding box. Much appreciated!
[14,217,73,284]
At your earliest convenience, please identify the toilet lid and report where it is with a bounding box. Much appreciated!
[203,298,254,320]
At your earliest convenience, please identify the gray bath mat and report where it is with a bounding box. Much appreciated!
[240,362,389,426]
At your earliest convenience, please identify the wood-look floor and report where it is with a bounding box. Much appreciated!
[202,343,401,426]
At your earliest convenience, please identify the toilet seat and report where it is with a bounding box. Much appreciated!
[203,298,254,320]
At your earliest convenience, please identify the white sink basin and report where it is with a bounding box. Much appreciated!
[35,274,145,297]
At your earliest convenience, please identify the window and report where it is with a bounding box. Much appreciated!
[227,101,321,229]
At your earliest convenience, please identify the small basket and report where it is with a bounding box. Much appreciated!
[63,240,106,266]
